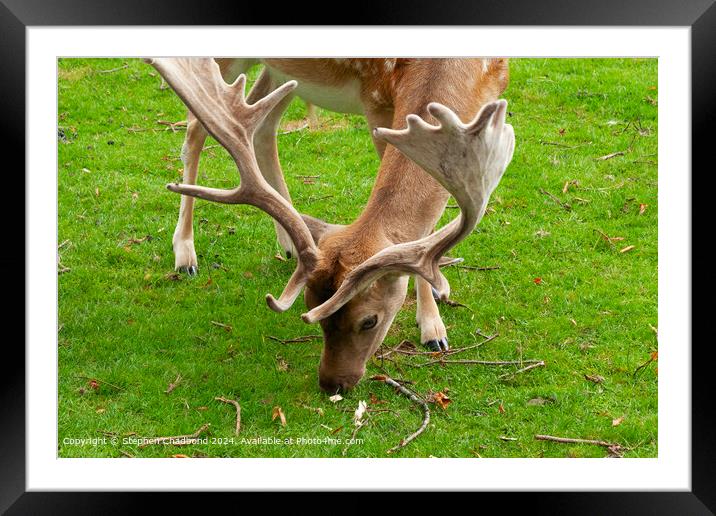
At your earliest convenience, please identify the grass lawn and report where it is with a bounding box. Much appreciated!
[57,58,658,458]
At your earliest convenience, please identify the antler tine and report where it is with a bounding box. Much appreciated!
[146,57,318,312]
[302,100,514,323]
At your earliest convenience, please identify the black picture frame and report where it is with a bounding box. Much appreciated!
[3,0,711,512]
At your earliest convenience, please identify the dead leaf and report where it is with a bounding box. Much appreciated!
[498,403,506,414]
[639,203,648,215]
[527,397,549,406]
[427,391,452,410]
[353,400,368,426]
[88,379,100,390]
[369,392,386,405]
[164,374,182,394]
[172,454,189,458]
[534,277,543,285]
[276,357,289,372]
[585,374,605,384]
[612,416,625,427]
[272,406,287,426]
[329,394,343,403]
[498,435,517,441]
[619,245,635,253]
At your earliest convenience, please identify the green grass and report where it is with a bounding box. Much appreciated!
[57,58,658,458]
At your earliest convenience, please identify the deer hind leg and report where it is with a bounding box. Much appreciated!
[172,111,207,275]
[415,275,449,351]
[172,58,258,275]
[248,69,298,258]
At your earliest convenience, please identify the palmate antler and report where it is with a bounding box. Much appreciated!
[145,58,318,312]
[302,100,515,323]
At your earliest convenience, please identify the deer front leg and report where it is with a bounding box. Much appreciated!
[249,70,298,258]
[415,275,449,351]
[172,111,207,275]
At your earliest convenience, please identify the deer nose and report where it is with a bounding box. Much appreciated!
[319,374,361,394]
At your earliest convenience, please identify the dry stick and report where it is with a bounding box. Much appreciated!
[76,375,125,391]
[342,415,372,457]
[98,64,128,74]
[456,264,501,271]
[215,397,241,435]
[210,321,232,331]
[499,360,546,379]
[534,434,623,455]
[594,150,626,161]
[414,358,543,368]
[267,334,322,344]
[539,188,572,211]
[139,423,210,448]
[379,332,499,359]
[539,140,592,149]
[371,375,430,454]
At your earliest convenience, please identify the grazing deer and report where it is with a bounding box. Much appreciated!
[148,58,514,393]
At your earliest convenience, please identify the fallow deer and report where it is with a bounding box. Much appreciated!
[148,58,514,393]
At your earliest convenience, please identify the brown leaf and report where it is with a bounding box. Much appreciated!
[585,374,605,384]
[164,374,182,394]
[612,416,624,427]
[89,379,100,390]
[498,403,506,414]
[427,391,452,410]
[619,245,635,253]
[272,406,287,426]
[639,203,648,215]
[172,454,189,458]
[276,357,289,372]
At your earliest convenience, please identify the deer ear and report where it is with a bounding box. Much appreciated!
[301,214,344,245]
[465,100,501,135]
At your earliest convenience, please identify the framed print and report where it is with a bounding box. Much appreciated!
[4,0,713,511]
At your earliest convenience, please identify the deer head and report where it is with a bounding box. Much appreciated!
[147,58,514,393]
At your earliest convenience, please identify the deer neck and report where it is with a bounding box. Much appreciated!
[355,59,506,244]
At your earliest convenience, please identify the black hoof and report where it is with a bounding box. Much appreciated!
[178,265,198,277]
[424,337,449,352]
[431,286,441,302]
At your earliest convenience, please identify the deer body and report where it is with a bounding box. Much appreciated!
[158,58,512,393]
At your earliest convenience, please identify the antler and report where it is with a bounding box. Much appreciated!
[145,58,318,312]
[302,100,514,323]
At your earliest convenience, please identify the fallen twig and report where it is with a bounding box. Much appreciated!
[341,414,371,457]
[267,334,322,344]
[164,374,182,394]
[210,321,232,332]
[594,150,626,161]
[499,360,546,379]
[215,396,241,435]
[76,375,124,391]
[371,375,430,454]
[539,188,571,211]
[534,434,623,457]
[139,423,210,448]
[441,298,471,309]
[98,64,128,74]
[539,140,592,149]
[413,358,542,368]
[456,264,501,271]
[633,352,658,378]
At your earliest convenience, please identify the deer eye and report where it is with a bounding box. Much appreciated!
[359,315,378,331]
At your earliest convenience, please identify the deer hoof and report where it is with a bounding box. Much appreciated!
[177,265,198,277]
[424,337,449,352]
